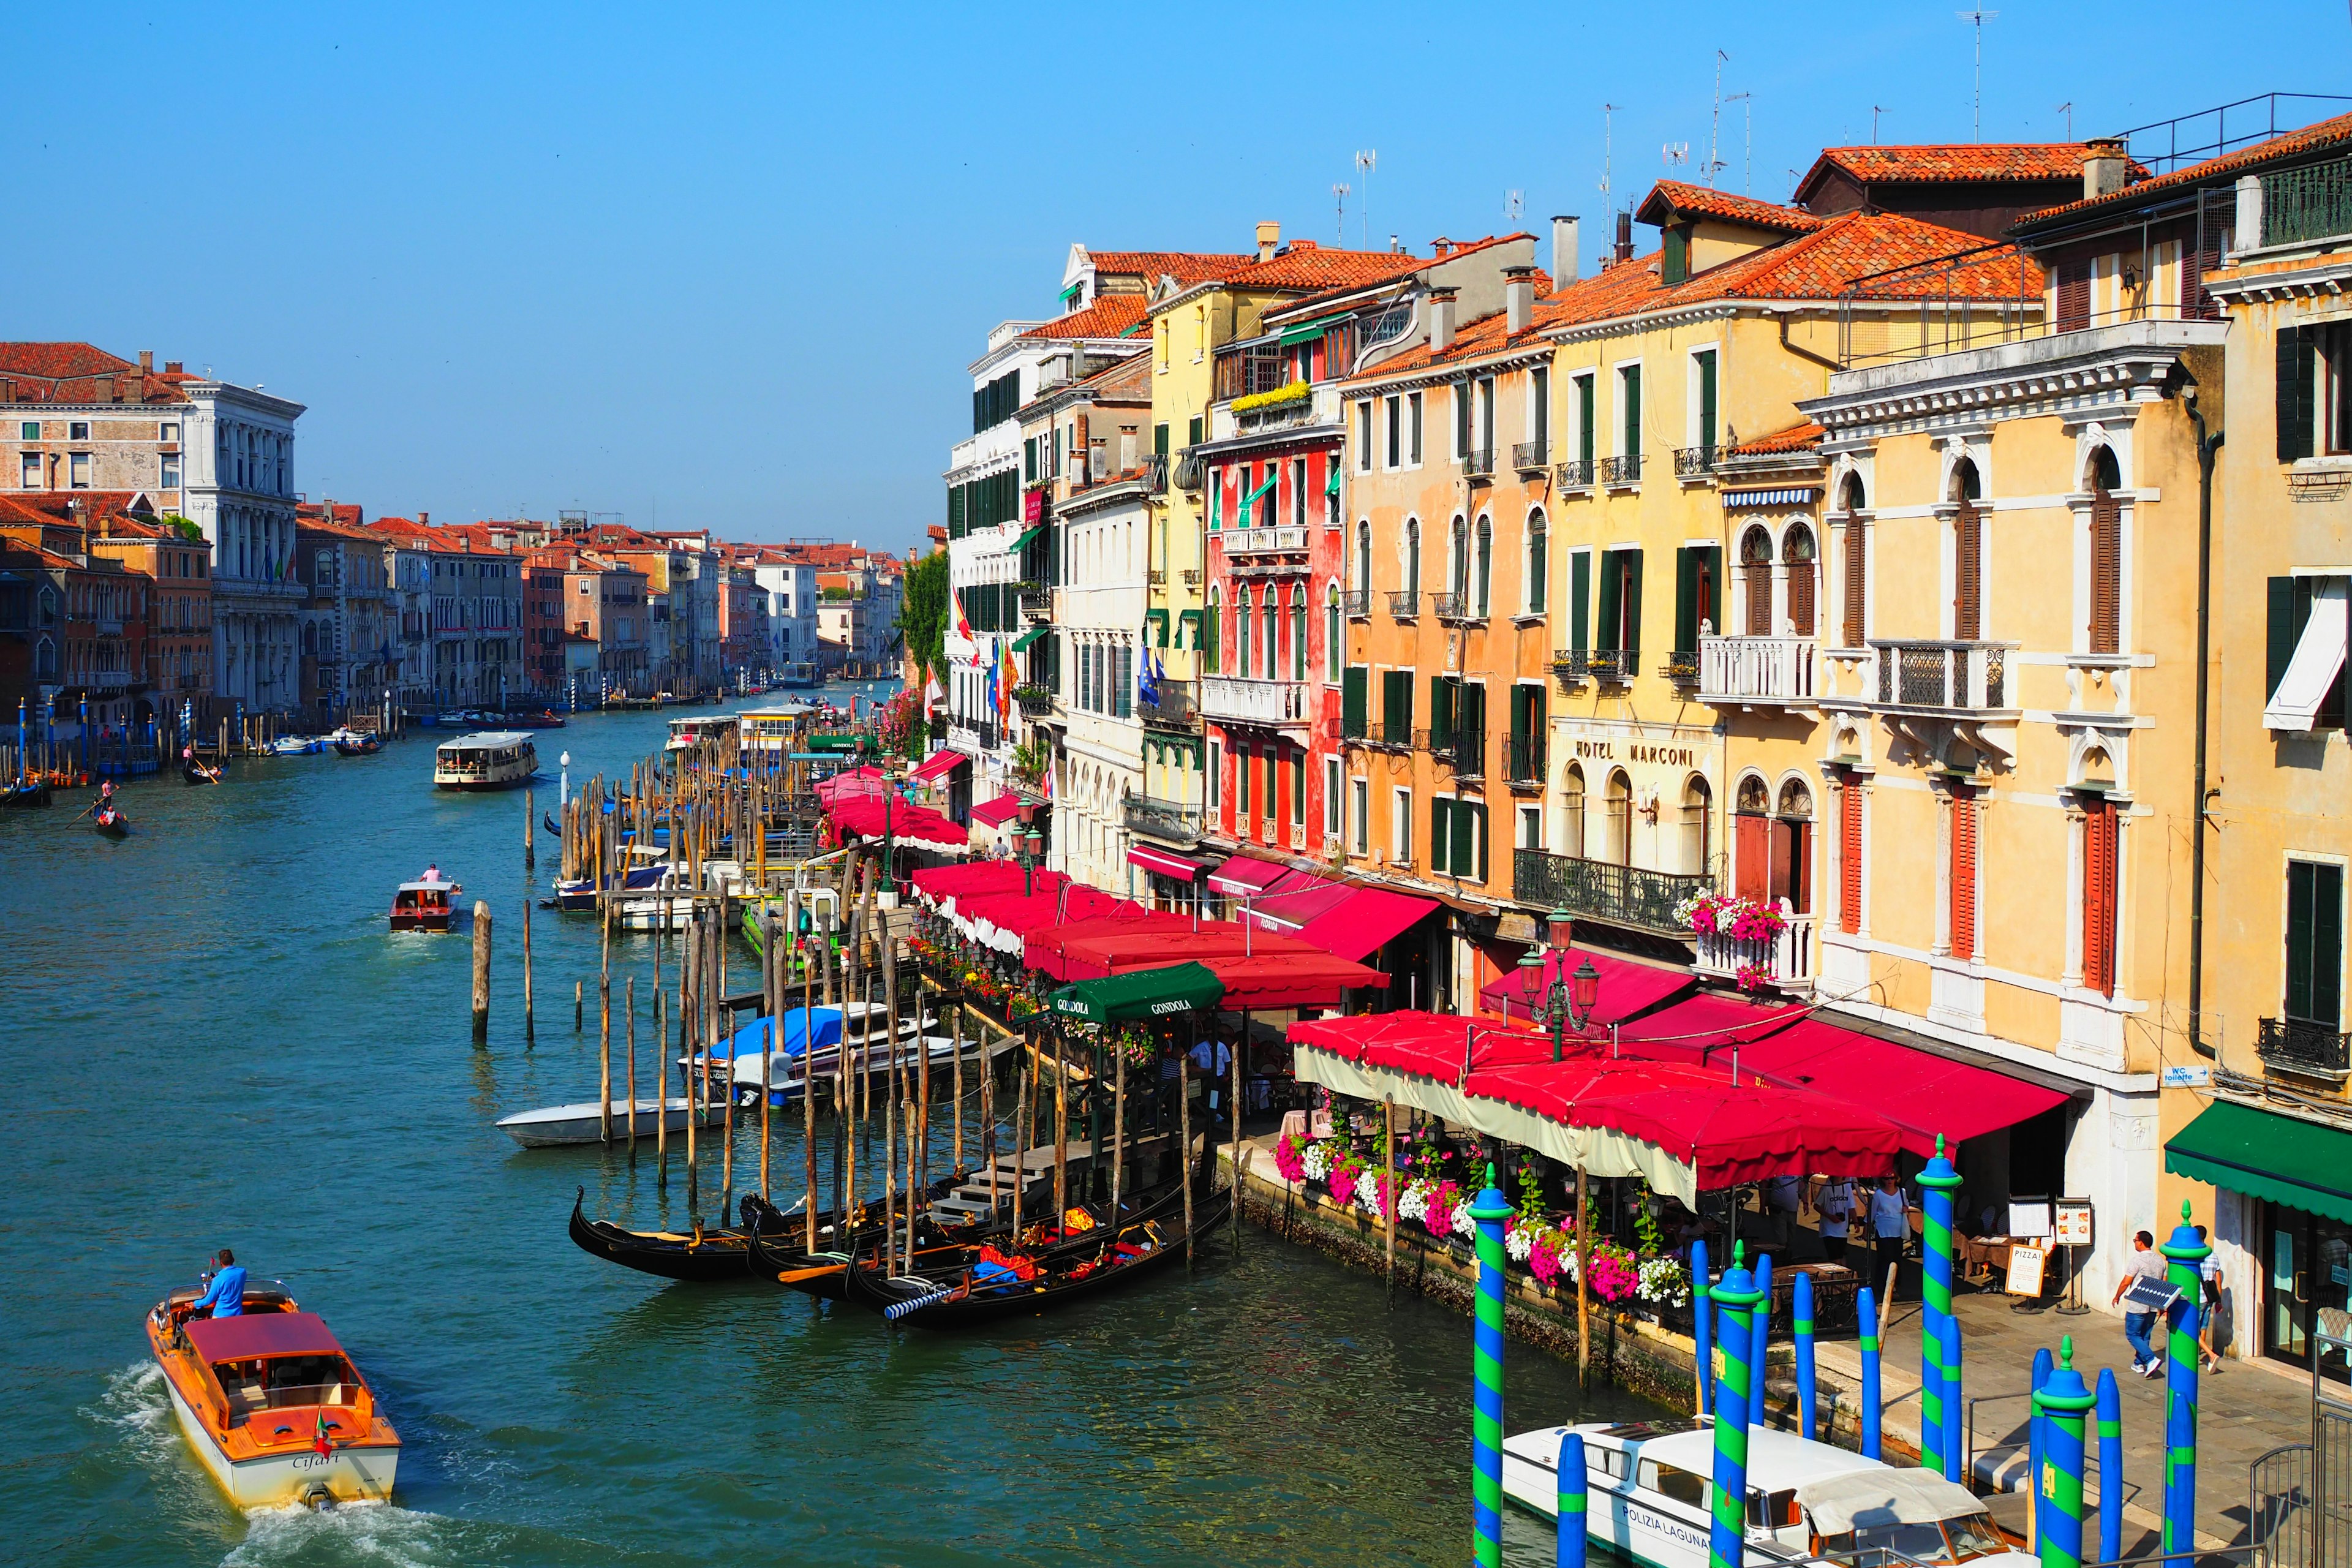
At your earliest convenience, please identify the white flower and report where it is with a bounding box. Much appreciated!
[1506,1224,1536,1262]
[1398,1180,1432,1223]
[1638,1256,1691,1307]
[1357,1177,1384,1216]
[1452,1202,1479,1239]
[1302,1140,1332,1182]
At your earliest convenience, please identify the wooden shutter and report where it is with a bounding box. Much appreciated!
[1698,545,1721,636]
[2056,263,2090,331]
[1571,551,1591,652]
[2082,801,2118,997]
[1451,799,1476,880]
[1675,548,1699,651]
[1954,499,1983,641]
[2278,325,2316,462]
[1343,666,1368,737]
[2267,576,2299,699]
[1698,350,1718,451]
[1430,797,1451,873]
[1430,676,1455,751]
[1949,790,1978,963]
[2089,488,2122,654]
[1595,555,1621,652]
[1839,782,1864,935]
[1735,812,1770,902]
[1745,548,1773,636]
[1843,519,1866,647]
[1578,377,1596,464]
[1620,549,1643,655]
[1472,803,1490,883]
[1460,682,1485,757]
[1788,557,1816,636]
[1266,747,1280,821]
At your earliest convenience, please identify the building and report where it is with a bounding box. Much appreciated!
[0,494,153,732]
[718,556,765,686]
[521,549,571,695]
[745,548,818,676]
[564,557,651,695]
[294,504,394,723]
[89,508,213,723]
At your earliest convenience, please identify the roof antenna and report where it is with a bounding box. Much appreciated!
[1504,189,1524,222]
[1956,10,1999,143]
[1871,105,1888,145]
[1600,104,1621,211]
[1333,181,1349,245]
[1724,91,1754,194]
[1354,150,1378,248]
[1707,50,1730,188]
[2056,100,2075,138]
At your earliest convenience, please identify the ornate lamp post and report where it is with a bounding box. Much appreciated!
[1019,823,1045,897]
[1517,905,1602,1061]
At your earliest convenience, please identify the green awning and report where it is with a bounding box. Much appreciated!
[1050,961,1226,1024]
[2166,1099,2352,1224]
[1277,312,1348,347]
[1009,626,1048,652]
[1325,462,1343,498]
[1012,524,1046,552]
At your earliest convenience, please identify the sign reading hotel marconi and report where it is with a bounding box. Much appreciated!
[1566,737,1702,767]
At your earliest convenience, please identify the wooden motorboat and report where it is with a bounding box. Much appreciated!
[92,804,130,838]
[145,1281,399,1511]
[332,734,382,757]
[496,1096,720,1148]
[388,880,458,932]
[568,1188,803,1282]
[270,734,325,756]
[432,731,538,791]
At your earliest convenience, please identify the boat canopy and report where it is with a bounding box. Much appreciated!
[396,881,451,894]
[1798,1469,1987,1534]
[186,1311,342,1362]
[439,731,534,750]
[721,1008,845,1061]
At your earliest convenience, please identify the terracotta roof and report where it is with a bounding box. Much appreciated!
[0,342,190,404]
[1229,241,1453,293]
[1663,211,2035,304]
[2016,110,2352,228]
[1638,182,1823,234]
[1345,258,1657,382]
[1084,251,1256,286]
[1019,296,1150,341]
[1265,234,1540,319]
[295,501,365,527]
[1727,420,1825,455]
[1793,143,2133,205]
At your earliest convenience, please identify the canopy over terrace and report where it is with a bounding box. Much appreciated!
[1050,962,1226,1024]
[1022,911,1389,1008]
[826,794,969,855]
[1290,1011,1902,1207]
[951,880,1140,956]
[814,766,888,806]
[1476,946,1697,1028]
[910,861,1030,912]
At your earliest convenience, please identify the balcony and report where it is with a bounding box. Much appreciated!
[1148,568,1167,587]
[1505,731,1545,787]
[1223,524,1310,558]
[1200,675,1310,729]
[1698,636,1819,707]
[1513,850,1713,938]
[2262,153,2352,248]
[1145,453,1169,495]
[1377,712,1415,749]
[1555,458,1594,490]
[1551,647,1635,684]
[1864,639,2018,715]
[1598,454,1643,488]
[1388,590,1420,619]
[1124,794,1205,843]
[1174,450,1205,491]
[2258,1017,2351,1083]
[1512,440,1549,473]
[1695,905,1817,994]
[1673,445,1719,481]
[1431,592,1484,623]
[1020,588,1053,623]
[1439,725,1486,778]
[1012,684,1054,718]
[1340,588,1371,618]
[1463,447,1496,478]
[1138,679,1198,731]
[1660,650,1700,684]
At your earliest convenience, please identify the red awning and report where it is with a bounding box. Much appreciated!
[186,1311,344,1362]
[911,862,1028,907]
[969,792,1025,829]
[954,880,1136,954]
[1614,992,2073,1157]
[1206,853,1291,897]
[910,749,967,785]
[828,796,968,854]
[1199,950,1389,1009]
[1128,844,1209,880]
[1295,886,1440,963]
[1024,911,1186,979]
[1477,947,1697,1028]
[815,766,888,805]
[1245,880,1354,930]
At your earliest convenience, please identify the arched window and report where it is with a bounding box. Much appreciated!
[1261,591,1278,680]
[1526,509,1548,614]
[1204,586,1221,674]
[1783,522,1817,636]
[1404,517,1421,598]
[1602,769,1633,865]
[1680,775,1713,876]
[2088,447,2122,654]
[1952,457,1984,640]
[1449,514,1469,598]
[1324,583,1340,682]
[1734,772,1771,901]
[1474,516,1493,616]
[1838,473,1868,648]
[1291,587,1307,680]
[1234,586,1251,676]
[1355,519,1372,595]
[1561,762,1586,856]
[1742,526,1776,636]
[1774,778,1814,913]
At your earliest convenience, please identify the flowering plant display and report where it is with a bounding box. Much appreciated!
[1734,960,1776,995]
[1358,1170,1393,1221]
[1273,1132,1307,1184]
[1529,1227,1568,1286]
[1302,1139,1333,1184]
[1327,1147,1367,1209]
[1420,1179,1463,1239]
[1585,1240,1641,1302]
[1008,991,1042,1021]
[1674,891,1789,943]
[1231,379,1311,415]
[1505,1215,1537,1263]
[1397,1178,1433,1225]
[1637,1254,1691,1308]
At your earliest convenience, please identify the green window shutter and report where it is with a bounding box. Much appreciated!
[2286,859,2346,1025]
[1203,601,1219,671]
[1509,682,1528,741]
[2278,326,2316,463]
[1675,546,1698,652]
[1024,437,1037,483]
[1700,544,1723,633]
[1622,548,1645,656]
[1343,666,1368,737]
[1265,747,1280,816]
[1291,748,1305,825]
[1155,423,1170,457]
[1698,350,1718,451]
[2268,576,2300,699]
[1571,551,1591,652]
[1578,377,1596,464]
[1430,676,1455,750]
[1472,803,1489,883]
[1188,416,1203,446]
[1460,681,1484,752]
[1431,797,1451,873]
[1450,799,1475,878]
[1596,553,1623,652]
[1239,744,1253,812]
[1662,226,1688,286]
[1623,365,1642,456]
[1455,383,1472,458]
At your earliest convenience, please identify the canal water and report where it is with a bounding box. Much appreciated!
[2,687,1657,1568]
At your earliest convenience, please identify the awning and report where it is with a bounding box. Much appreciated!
[1129,844,1208,880]
[1246,880,1355,931]
[953,880,1135,955]
[1207,853,1291,898]
[1295,887,1439,964]
[1202,950,1387,1009]
[1012,523,1046,552]
[909,749,966,785]
[970,792,1025,830]
[1052,962,1226,1023]
[185,1311,344,1362]
[815,766,889,805]
[2265,578,2346,730]
[910,861,1028,909]
[829,796,968,854]
[1024,911,1182,979]
[1277,312,1348,346]
[1009,625,1049,652]
[1477,947,1696,1028]
[2167,1099,2352,1224]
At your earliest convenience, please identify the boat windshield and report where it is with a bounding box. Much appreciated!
[213,1354,362,1416]
[1817,1522,1967,1567]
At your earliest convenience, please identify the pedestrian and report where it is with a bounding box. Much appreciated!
[2109,1229,2169,1376]
[2195,1224,2224,1373]
[1815,1176,1853,1266]
[1863,1174,1912,1284]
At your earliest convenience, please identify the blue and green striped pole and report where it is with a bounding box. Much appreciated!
[1691,1238,1713,1416]
[2029,1346,2053,1552]
[1709,1244,1766,1568]
[1557,1431,1589,1568]
[1857,1283,1882,1460]
[1747,1253,1773,1430]
[1940,1311,1964,1482]
[1793,1269,1817,1439]
[2034,1336,2095,1568]
[1470,1165,1514,1568]
[2160,1202,2207,1556]
[2095,1366,2122,1567]
[1917,1135,1962,1479]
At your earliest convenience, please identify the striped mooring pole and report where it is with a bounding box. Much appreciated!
[1691,1238,1713,1417]
[1940,1312,1965,1482]
[2095,1366,2124,1567]
[1857,1283,1882,1460]
[2034,1336,2095,1568]
[1556,1430,1589,1568]
[2160,1201,2207,1554]
[1709,1243,1766,1568]
[2029,1346,2054,1552]
[1470,1165,1514,1568]
[1746,1253,1773,1430]
[1917,1134,1963,1479]
[1793,1270,1817,1439]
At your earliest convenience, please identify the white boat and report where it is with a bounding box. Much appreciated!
[1501,1418,2030,1568]
[495,1098,722,1148]
[269,734,325,756]
[434,731,539,791]
[666,714,737,752]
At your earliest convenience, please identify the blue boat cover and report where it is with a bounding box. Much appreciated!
[717,1007,844,1060]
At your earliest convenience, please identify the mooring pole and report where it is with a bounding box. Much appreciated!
[470,902,492,1041]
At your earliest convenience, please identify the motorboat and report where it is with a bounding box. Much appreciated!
[496,1097,723,1148]
[547,857,673,911]
[145,1280,399,1510]
[1500,1418,2029,1568]
[666,714,736,752]
[696,1001,974,1108]
[269,734,325,756]
[432,731,539,791]
[389,880,459,931]
[522,709,567,729]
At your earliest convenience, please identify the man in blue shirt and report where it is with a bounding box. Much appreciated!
[192,1248,246,1318]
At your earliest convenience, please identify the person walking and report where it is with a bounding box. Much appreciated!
[2195,1223,2224,1373]
[1815,1177,1853,1266]
[1863,1174,1912,1286]
[2109,1229,2169,1376]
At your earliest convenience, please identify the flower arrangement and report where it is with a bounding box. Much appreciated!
[1327,1147,1367,1209]
[1231,379,1311,415]
[1637,1255,1691,1309]
[1273,1132,1307,1184]
[1397,1178,1433,1225]
[1529,1227,1568,1286]
[1734,960,1776,995]
[1358,1170,1393,1221]
[1585,1240,1641,1302]
[1674,891,1789,943]
[1505,1216,1536,1263]
[1421,1178,1463,1239]
[1302,1139,1333,1184]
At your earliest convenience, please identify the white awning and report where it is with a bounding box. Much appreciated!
[2266,577,2348,731]
[1798,1469,1986,1535]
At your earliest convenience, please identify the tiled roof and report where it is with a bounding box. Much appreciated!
[0,342,190,404]
[1231,241,1452,293]
[1019,295,1150,340]
[1727,420,1825,455]
[2016,110,2352,228]
[1345,257,1658,382]
[1084,251,1256,286]
[1638,182,1823,233]
[1265,233,1540,319]
[1662,210,2035,304]
[1794,143,2132,204]
[295,501,365,527]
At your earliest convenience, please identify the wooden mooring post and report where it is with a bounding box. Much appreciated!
[524,787,535,872]
[470,901,492,1041]
[522,894,533,1030]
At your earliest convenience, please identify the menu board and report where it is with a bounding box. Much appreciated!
[2054,1199,2094,1248]
[2008,1199,2054,1239]
[2006,1243,2049,1298]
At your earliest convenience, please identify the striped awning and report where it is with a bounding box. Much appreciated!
[1722,487,1820,508]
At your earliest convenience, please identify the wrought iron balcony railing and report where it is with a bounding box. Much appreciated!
[1698,636,1819,706]
[1660,649,1700,683]
[1505,731,1545,786]
[1138,679,1197,729]
[1513,849,1713,938]
[1865,639,2018,715]
[1512,439,1549,472]
[2263,153,2352,248]
[1123,793,1204,843]
[1012,684,1054,718]
[1598,453,1643,486]
[1431,592,1478,622]
[1551,647,1636,683]
[1378,711,1414,748]
[1388,590,1420,619]
[1340,588,1371,618]
[2258,1017,2351,1082]
[1463,447,1495,477]
[1441,725,1487,777]
[1673,444,1719,480]
[1554,458,1594,489]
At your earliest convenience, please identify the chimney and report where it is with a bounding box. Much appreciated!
[418,510,430,526]
[2082,137,2129,200]
[1552,216,1581,284]
[1255,221,1280,262]
[139,350,154,372]
[1428,287,1458,353]
[1504,266,1535,334]
[1390,233,1401,253]
[163,360,183,375]
[1431,235,1452,257]
[1615,211,1634,264]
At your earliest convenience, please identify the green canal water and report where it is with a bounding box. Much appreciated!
[1,690,1658,1567]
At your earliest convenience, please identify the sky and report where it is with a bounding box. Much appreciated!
[15,4,2348,555]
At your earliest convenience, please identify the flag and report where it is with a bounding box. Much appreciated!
[313,1411,334,1457]
[984,644,1000,718]
[993,642,1011,724]
[924,676,944,715]
[952,588,971,643]
[1138,636,1159,707]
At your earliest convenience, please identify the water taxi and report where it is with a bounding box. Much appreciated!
[1501,1418,2026,1568]
[432,731,539,791]
[390,880,459,930]
[737,704,816,755]
[145,1282,399,1511]
[666,714,736,752]
[775,660,819,689]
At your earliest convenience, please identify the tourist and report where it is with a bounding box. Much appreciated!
[421,863,443,883]
[1815,1177,1853,1265]
[2110,1229,2168,1376]
[2195,1224,2225,1372]
[1861,1175,1912,1283]
[190,1248,246,1319]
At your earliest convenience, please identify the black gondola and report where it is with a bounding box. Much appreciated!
[333,734,382,757]
[542,812,562,837]
[740,1177,977,1298]
[92,805,130,839]
[181,758,223,786]
[1,780,52,808]
[567,1187,809,1282]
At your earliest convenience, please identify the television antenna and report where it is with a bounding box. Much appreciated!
[1663,141,1691,171]
[2055,100,2074,138]
[1354,149,1378,247]
[1724,91,1753,193]
[1504,189,1525,222]
[1957,10,1999,142]
[1600,104,1621,206]
[1872,105,1888,144]
[1333,182,1349,244]
[1707,50,1730,188]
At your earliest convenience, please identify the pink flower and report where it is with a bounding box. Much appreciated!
[1272,1133,1306,1185]
[1422,1179,1462,1238]
[1329,1163,1358,1208]
[1529,1230,1564,1285]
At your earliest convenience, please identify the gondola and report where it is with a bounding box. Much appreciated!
[567,1187,805,1283]
[180,756,223,785]
[91,804,130,839]
[333,734,383,757]
[842,1170,1230,1327]
[1,780,51,808]
[542,812,562,837]
[740,1177,978,1298]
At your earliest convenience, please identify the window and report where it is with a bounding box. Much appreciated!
[1518,804,1542,850]
[1449,515,1469,598]
[1292,458,1308,527]
[1618,363,1642,456]
[1676,543,1722,652]
[1391,787,1412,863]
[1531,367,1550,456]
[2286,859,2345,1030]
[1263,747,1279,822]
[1678,776,1713,876]
[2088,448,2123,654]
[1838,475,1868,647]
[160,453,181,489]
[1291,589,1306,680]
[1408,390,1423,464]
[1596,549,1643,655]
[160,421,178,442]
[1355,520,1371,595]
[1325,586,1341,682]
[1155,423,1170,458]
[1477,377,1496,454]
[1404,518,1421,597]
[1207,739,1221,812]
[1291,748,1305,826]
[1526,511,1547,614]
[1474,517,1493,616]
[18,453,38,489]
[1638,1461,1709,1509]
[1949,786,1980,962]
[1575,373,1597,466]
[1602,769,1632,864]
[1235,587,1251,676]
[1692,349,1718,453]
[1774,779,1814,914]
[1325,756,1341,837]
[69,421,89,441]
[1838,774,1865,935]
[1352,776,1369,854]
[1356,401,1374,472]
[67,452,90,488]
[1203,586,1221,674]
[2265,575,2348,729]
[1783,524,1817,635]
[1261,593,1277,680]
[1385,395,1402,469]
[2082,797,2120,995]
[1568,548,1593,654]
[1951,459,1984,641]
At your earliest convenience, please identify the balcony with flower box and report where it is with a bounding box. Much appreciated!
[1138,679,1198,732]
[1689,894,1816,995]
[1551,647,1635,688]
[1698,635,1820,709]
[1200,674,1311,731]
[1598,453,1643,489]
[1512,849,1711,938]
[1012,683,1054,718]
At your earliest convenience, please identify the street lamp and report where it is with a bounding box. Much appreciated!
[1019,822,1045,897]
[1517,904,1602,1062]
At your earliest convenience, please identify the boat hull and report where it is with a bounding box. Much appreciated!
[160,1372,398,1510]
[498,1098,720,1148]
[434,775,537,791]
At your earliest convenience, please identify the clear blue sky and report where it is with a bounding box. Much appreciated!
[16,4,2346,553]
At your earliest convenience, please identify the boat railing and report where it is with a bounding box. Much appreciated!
[230,1381,367,1415]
